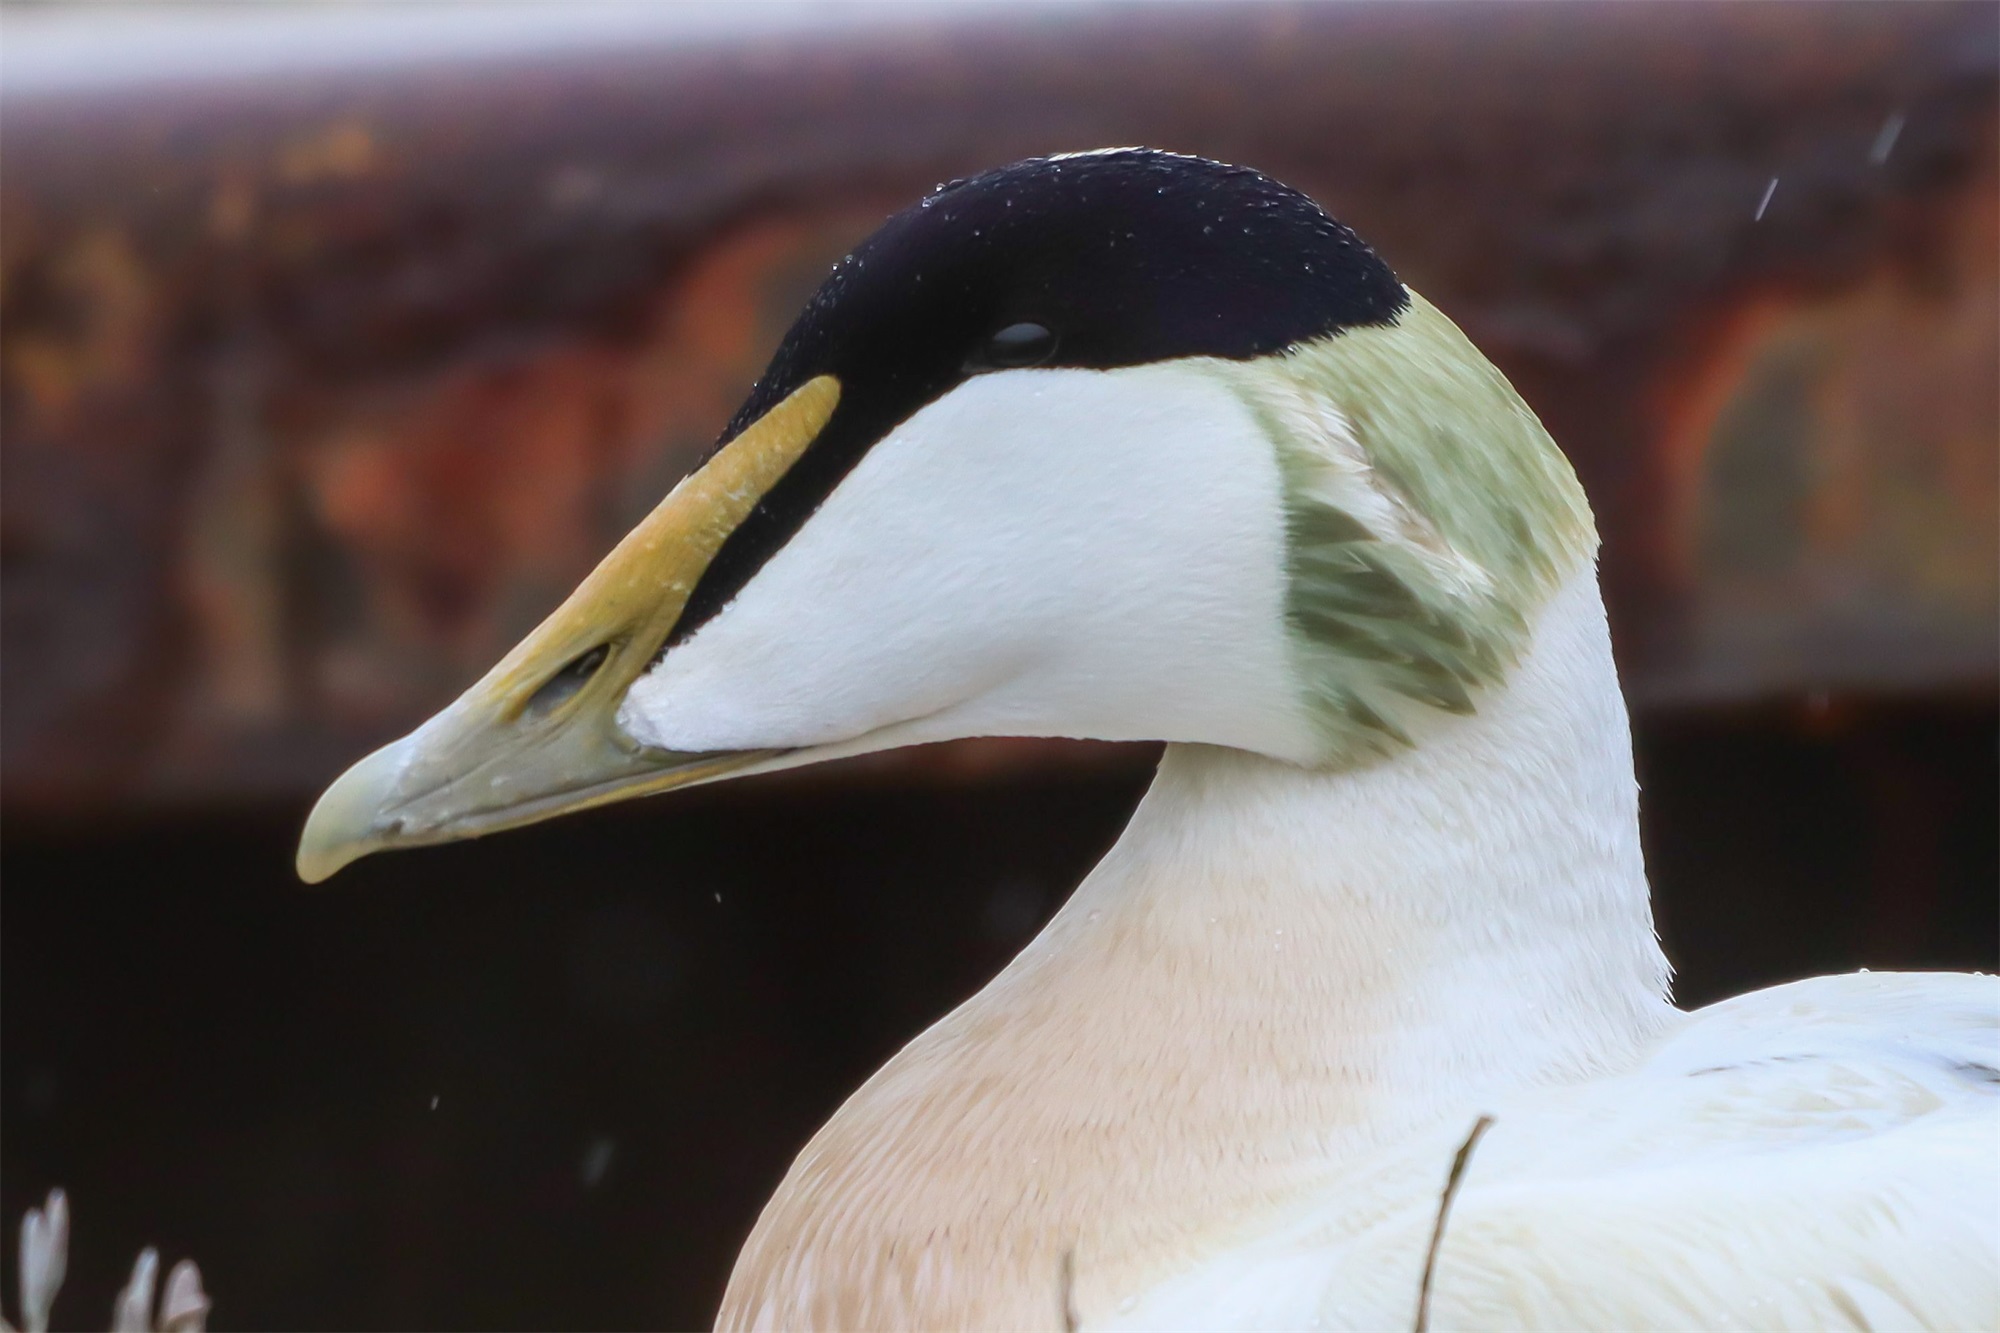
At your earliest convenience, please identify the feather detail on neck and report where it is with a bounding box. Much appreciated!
[717,562,1677,1331]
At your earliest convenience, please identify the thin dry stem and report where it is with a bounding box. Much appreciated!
[1413,1113,1495,1333]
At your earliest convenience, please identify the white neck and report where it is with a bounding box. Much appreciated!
[719,564,1677,1330]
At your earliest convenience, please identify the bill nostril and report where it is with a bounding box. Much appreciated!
[525,643,611,718]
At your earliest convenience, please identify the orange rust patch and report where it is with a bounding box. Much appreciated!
[1646,180,1998,698]
[295,211,871,699]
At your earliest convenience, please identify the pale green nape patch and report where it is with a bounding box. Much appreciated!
[1216,290,1597,766]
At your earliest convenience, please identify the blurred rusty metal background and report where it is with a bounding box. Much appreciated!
[4,0,1995,812]
[2,5,1995,1329]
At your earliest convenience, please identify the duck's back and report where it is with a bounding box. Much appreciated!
[1110,971,2000,1331]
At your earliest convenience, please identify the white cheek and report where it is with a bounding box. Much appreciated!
[617,362,1317,762]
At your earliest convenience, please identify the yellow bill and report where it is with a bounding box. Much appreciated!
[296,375,841,883]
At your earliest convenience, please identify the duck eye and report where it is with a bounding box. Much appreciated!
[524,643,609,718]
[976,321,1057,370]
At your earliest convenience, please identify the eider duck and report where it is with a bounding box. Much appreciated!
[298,149,1999,1330]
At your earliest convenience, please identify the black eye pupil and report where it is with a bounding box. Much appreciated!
[981,321,1057,369]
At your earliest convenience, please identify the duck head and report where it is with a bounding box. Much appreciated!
[297,148,1592,883]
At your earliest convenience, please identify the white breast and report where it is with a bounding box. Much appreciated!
[1106,971,2000,1331]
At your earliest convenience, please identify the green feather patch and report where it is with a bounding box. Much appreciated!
[1216,291,1596,766]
